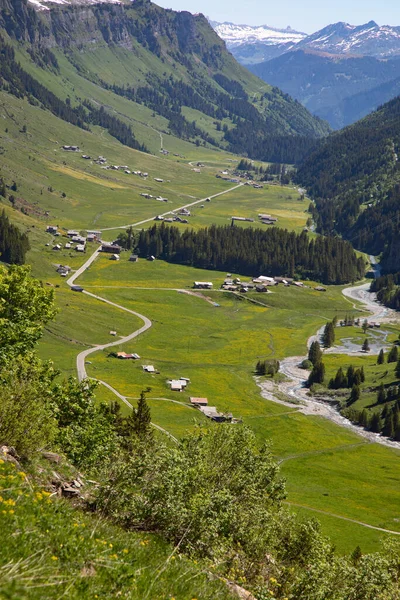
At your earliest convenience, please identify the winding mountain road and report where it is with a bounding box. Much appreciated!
[66,183,245,440]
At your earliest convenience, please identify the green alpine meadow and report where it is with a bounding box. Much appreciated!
[0,0,399,598]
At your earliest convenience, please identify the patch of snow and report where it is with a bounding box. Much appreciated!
[213,21,306,48]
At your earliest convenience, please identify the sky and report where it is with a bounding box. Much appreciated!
[154,0,400,33]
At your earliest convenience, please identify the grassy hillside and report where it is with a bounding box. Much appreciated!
[0,457,233,599]
[0,0,330,164]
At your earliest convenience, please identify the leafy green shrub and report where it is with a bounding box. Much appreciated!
[0,355,57,457]
[301,359,313,370]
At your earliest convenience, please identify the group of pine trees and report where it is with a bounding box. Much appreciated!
[0,210,29,264]
[137,224,365,285]
[322,319,336,348]
[255,359,280,377]
[324,340,400,439]
[377,345,399,365]
[328,365,365,390]
[306,340,325,386]
[345,400,400,441]
[236,160,292,184]
[296,95,400,299]
[371,271,400,311]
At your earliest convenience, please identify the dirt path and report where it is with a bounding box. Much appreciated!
[284,502,400,535]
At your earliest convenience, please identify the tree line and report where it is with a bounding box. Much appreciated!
[136,223,365,285]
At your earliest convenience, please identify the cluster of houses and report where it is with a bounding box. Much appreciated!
[258,213,278,226]
[141,367,240,423]
[46,226,103,254]
[194,275,307,294]
[155,208,190,224]
[78,151,150,177]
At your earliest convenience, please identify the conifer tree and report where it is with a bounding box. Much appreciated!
[388,346,399,363]
[322,322,335,348]
[377,349,385,365]
[396,358,400,379]
[348,384,360,406]
[359,409,369,428]
[132,389,153,440]
[346,365,355,388]
[383,413,395,438]
[362,338,370,352]
[377,383,386,405]
[308,341,322,365]
[369,412,382,433]
[307,361,325,386]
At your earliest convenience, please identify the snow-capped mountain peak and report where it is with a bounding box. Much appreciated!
[295,20,400,57]
[213,19,400,63]
[211,21,306,48]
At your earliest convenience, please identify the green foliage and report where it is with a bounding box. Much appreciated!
[362,338,371,352]
[256,359,280,376]
[131,389,153,441]
[0,354,57,457]
[388,345,399,363]
[53,378,119,470]
[301,358,313,370]
[0,265,56,360]
[137,223,365,285]
[307,360,325,386]
[0,209,30,264]
[322,320,335,348]
[96,425,286,560]
[377,348,385,364]
[348,384,361,406]
[308,340,322,365]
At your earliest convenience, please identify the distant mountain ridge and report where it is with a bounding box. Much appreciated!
[213,19,400,62]
[250,50,400,129]
[212,18,400,129]
[211,21,306,47]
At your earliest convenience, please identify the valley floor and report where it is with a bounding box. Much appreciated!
[36,213,400,556]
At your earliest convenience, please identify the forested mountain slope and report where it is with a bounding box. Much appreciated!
[0,0,329,163]
[297,96,400,276]
[251,50,400,129]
